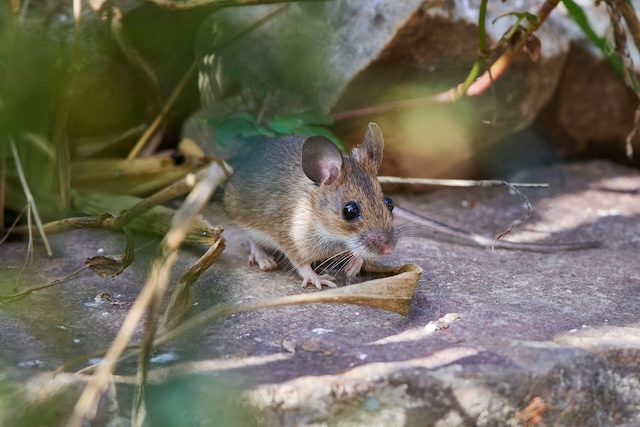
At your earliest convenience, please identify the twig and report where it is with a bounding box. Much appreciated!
[394,207,599,252]
[0,266,90,302]
[10,139,53,256]
[492,183,532,245]
[0,205,26,245]
[384,178,543,244]
[378,176,548,188]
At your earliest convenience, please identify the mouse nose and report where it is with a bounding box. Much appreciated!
[365,231,396,256]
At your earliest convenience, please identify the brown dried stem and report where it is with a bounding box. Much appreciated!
[66,163,227,427]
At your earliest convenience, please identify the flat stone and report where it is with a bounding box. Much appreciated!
[1,159,639,425]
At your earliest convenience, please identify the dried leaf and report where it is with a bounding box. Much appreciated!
[85,227,135,278]
[153,263,423,352]
[71,157,201,195]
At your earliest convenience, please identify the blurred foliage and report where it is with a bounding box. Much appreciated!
[0,1,207,224]
[0,372,77,427]
[208,110,343,149]
[145,376,257,427]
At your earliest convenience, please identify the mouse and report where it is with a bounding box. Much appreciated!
[223,122,397,289]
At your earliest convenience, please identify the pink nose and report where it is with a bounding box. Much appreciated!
[366,232,396,255]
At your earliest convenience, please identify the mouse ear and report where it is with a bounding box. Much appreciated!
[302,136,343,186]
[352,122,384,173]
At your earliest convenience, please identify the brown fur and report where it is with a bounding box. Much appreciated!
[223,124,396,272]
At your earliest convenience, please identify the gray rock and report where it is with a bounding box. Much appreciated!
[1,160,639,425]
[190,0,640,177]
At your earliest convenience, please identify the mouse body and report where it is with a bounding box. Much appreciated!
[223,123,396,289]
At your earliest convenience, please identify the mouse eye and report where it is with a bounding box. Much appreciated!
[342,201,360,221]
[384,196,394,212]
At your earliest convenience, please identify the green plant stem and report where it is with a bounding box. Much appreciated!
[478,0,488,54]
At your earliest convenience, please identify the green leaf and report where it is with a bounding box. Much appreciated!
[562,0,624,77]
[207,111,343,150]
[268,111,334,133]
[207,113,275,145]
[267,112,343,150]
[297,125,345,150]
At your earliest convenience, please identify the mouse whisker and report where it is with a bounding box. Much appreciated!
[323,253,352,276]
[314,249,350,274]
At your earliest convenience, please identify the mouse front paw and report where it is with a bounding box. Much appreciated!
[249,241,278,271]
[298,264,337,289]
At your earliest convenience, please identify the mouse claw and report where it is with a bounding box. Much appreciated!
[298,264,337,289]
[249,241,278,271]
[302,274,337,289]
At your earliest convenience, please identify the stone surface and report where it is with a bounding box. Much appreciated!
[1,159,640,426]
[190,0,640,178]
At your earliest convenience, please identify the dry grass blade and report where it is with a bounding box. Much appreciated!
[492,182,533,245]
[71,156,201,195]
[73,124,146,158]
[9,139,53,256]
[11,164,227,245]
[132,163,227,426]
[160,238,226,332]
[110,163,229,229]
[127,60,196,159]
[66,162,227,427]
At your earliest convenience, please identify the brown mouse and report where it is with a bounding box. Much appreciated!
[223,123,396,289]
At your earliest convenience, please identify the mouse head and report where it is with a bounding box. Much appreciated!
[301,123,397,260]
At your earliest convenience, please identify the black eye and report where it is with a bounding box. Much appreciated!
[342,201,360,221]
[384,196,394,212]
